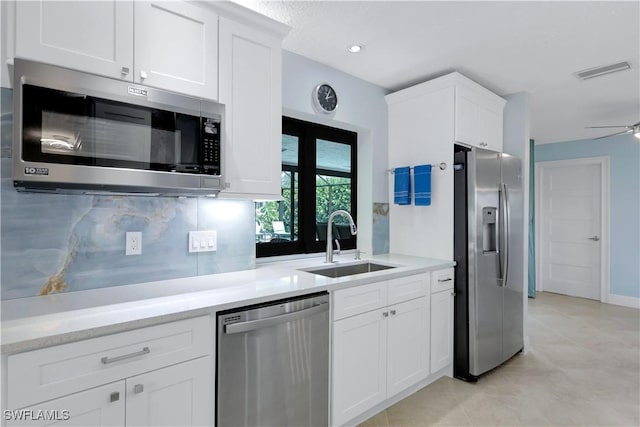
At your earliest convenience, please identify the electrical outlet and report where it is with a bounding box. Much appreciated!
[126,232,142,255]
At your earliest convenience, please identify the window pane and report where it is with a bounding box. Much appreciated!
[256,118,356,257]
[315,139,353,241]
[316,138,351,173]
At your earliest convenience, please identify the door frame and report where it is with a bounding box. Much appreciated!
[535,156,610,302]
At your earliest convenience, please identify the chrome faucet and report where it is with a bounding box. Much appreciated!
[326,210,357,263]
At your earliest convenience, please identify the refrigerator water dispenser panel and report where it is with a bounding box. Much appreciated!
[482,207,498,253]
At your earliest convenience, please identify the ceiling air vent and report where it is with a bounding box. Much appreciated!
[575,61,631,80]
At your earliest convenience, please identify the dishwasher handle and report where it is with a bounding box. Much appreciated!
[224,302,329,335]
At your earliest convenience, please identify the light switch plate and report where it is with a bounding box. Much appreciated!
[188,230,217,253]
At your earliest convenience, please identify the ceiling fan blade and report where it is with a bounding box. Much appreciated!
[593,129,632,140]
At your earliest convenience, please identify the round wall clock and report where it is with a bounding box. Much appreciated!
[313,83,338,114]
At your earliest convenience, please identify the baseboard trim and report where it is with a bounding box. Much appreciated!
[607,294,640,309]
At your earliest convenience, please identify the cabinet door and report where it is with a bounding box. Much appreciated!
[455,85,504,151]
[15,1,134,79]
[219,17,283,198]
[125,356,212,427]
[430,290,454,373]
[478,103,504,152]
[134,1,218,100]
[7,381,125,427]
[332,309,387,426]
[454,88,479,147]
[386,297,429,397]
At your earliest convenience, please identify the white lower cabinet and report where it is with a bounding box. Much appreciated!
[387,297,429,396]
[6,382,126,427]
[126,357,212,427]
[430,268,455,373]
[332,308,388,424]
[5,316,213,427]
[331,274,429,426]
[7,357,211,427]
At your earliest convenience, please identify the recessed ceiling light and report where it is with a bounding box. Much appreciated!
[348,44,363,53]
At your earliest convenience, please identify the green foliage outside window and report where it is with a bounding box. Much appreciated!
[255,175,351,240]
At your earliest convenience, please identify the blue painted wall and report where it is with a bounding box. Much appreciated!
[535,134,640,298]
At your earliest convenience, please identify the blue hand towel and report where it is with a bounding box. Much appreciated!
[393,166,411,205]
[414,164,432,206]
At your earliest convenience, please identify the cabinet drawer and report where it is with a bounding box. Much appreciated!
[333,282,387,320]
[387,274,428,305]
[7,315,212,410]
[431,268,455,293]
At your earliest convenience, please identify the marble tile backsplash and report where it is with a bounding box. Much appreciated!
[0,88,255,300]
[372,202,390,255]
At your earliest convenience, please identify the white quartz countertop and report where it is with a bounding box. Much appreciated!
[1,254,454,353]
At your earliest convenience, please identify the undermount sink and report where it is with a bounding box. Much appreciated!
[302,262,396,278]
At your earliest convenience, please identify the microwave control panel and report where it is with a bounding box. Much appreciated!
[202,117,221,175]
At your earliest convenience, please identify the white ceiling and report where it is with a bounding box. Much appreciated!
[232,0,640,144]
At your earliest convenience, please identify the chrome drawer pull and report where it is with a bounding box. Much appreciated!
[438,278,452,282]
[110,392,120,402]
[101,347,150,364]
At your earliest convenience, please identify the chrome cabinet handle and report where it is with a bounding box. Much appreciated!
[438,278,452,282]
[390,310,397,315]
[140,70,148,80]
[121,66,130,76]
[382,312,389,318]
[479,142,488,147]
[588,236,600,241]
[101,347,150,364]
[110,392,120,402]
[451,291,457,296]
[134,384,144,394]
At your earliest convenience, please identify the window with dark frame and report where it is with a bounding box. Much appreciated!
[256,117,357,258]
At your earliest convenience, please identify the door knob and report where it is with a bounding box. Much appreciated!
[588,236,600,241]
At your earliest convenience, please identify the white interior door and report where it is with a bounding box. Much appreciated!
[537,159,606,300]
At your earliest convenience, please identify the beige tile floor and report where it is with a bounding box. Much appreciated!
[360,291,640,426]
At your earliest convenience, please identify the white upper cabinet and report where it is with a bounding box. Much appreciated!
[15,0,134,79]
[218,17,284,198]
[134,1,218,100]
[14,0,218,99]
[455,83,505,152]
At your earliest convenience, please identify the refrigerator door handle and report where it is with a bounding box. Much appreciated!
[501,182,510,287]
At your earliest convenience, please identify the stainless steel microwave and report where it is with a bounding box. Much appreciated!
[13,59,225,196]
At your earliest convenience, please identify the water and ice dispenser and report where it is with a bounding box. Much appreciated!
[482,207,497,253]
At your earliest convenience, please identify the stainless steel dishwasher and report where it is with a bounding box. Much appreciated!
[217,292,329,427]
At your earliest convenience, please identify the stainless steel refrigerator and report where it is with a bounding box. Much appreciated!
[453,145,523,381]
